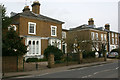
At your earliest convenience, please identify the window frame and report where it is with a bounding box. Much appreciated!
[91,32,95,40]
[51,25,57,36]
[28,22,36,35]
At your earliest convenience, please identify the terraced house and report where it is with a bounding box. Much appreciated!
[67,18,119,54]
[10,1,64,60]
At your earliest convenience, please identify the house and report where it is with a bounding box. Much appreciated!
[10,1,64,60]
[67,18,108,53]
[104,24,119,52]
[67,18,119,54]
[62,29,68,53]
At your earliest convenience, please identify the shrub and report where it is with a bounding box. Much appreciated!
[26,58,38,62]
[44,45,64,61]
[26,58,47,62]
[83,51,95,58]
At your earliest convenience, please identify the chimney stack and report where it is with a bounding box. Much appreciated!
[32,1,40,14]
[105,24,110,30]
[22,6,30,12]
[88,18,94,25]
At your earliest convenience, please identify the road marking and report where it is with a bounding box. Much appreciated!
[82,68,117,78]
[116,67,119,69]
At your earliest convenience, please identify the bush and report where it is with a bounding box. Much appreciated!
[83,51,95,58]
[55,60,65,64]
[44,45,64,61]
[26,58,47,62]
[26,58,38,62]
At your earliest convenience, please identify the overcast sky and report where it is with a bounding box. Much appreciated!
[1,0,119,32]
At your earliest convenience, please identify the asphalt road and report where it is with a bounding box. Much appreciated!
[34,61,119,78]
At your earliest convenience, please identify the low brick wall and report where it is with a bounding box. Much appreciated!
[2,56,17,72]
[24,62,48,71]
[2,56,24,72]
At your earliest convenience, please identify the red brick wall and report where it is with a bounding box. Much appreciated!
[2,56,17,72]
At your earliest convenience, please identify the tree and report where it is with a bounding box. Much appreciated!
[66,31,90,63]
[2,28,28,56]
[1,4,12,29]
[2,4,28,56]
[44,45,64,61]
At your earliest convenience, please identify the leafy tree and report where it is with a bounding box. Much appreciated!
[2,28,28,56]
[2,4,28,56]
[1,4,12,29]
[44,45,64,61]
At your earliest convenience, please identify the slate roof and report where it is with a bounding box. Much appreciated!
[11,11,64,24]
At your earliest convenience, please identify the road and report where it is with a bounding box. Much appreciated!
[33,61,119,78]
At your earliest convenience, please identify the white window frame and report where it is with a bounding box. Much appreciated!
[115,34,117,38]
[8,25,17,31]
[28,22,36,35]
[112,38,114,44]
[91,32,94,40]
[96,33,98,40]
[112,33,114,37]
[101,34,103,41]
[62,32,66,39]
[104,34,107,41]
[115,38,117,44]
[51,25,57,36]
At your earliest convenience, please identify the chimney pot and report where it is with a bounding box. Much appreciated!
[105,24,110,30]
[22,6,30,12]
[32,1,40,14]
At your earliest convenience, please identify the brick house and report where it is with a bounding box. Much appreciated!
[62,29,68,53]
[104,24,119,52]
[67,18,119,54]
[10,1,64,60]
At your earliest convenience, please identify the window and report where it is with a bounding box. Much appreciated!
[8,25,17,31]
[112,38,114,44]
[33,41,35,54]
[96,33,98,40]
[62,32,66,39]
[28,41,31,54]
[104,34,107,41]
[112,33,114,37]
[101,34,103,41]
[115,39,117,44]
[115,34,117,38]
[51,25,57,36]
[91,32,94,40]
[36,41,39,54]
[28,22,36,35]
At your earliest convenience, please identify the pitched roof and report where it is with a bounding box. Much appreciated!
[11,11,64,24]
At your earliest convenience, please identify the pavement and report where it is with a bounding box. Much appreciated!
[2,59,118,79]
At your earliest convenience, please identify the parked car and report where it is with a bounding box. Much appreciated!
[108,52,118,58]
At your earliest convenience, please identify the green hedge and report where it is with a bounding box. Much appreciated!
[26,58,47,62]
[83,51,95,58]
[44,45,64,61]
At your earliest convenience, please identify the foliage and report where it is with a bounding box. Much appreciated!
[83,51,96,58]
[55,60,65,64]
[26,58,38,63]
[26,58,47,63]
[44,45,64,61]
[1,4,12,29]
[2,28,28,56]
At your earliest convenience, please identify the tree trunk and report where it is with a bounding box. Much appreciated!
[103,52,107,61]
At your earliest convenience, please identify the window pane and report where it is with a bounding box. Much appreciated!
[30,24,34,33]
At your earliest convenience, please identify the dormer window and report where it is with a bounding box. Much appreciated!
[28,22,36,35]
[51,25,57,36]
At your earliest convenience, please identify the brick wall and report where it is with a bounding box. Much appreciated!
[2,56,17,72]
[2,56,24,72]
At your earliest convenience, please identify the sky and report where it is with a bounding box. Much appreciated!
[0,0,119,32]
